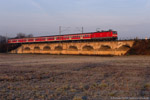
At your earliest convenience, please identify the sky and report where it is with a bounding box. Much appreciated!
[0,0,150,39]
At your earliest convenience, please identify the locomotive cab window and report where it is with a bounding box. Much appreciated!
[113,31,117,34]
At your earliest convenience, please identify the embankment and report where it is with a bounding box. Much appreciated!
[127,39,150,55]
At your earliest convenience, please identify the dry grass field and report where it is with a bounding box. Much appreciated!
[0,54,150,100]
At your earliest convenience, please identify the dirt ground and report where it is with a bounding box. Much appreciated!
[0,54,150,100]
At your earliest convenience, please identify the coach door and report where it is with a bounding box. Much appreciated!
[81,35,83,39]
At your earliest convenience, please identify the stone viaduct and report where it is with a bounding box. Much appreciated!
[10,40,135,56]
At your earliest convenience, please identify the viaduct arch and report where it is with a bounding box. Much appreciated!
[117,45,131,51]
[43,46,51,51]
[24,47,31,51]
[99,45,111,51]
[82,45,94,51]
[69,46,78,51]
[55,46,63,51]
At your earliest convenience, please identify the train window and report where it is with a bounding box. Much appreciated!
[48,38,52,39]
[23,39,26,42]
[113,31,117,34]
[57,37,60,39]
[12,40,17,42]
[28,39,33,41]
[41,38,45,40]
[36,39,40,41]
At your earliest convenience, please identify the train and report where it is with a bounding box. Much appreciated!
[8,30,118,44]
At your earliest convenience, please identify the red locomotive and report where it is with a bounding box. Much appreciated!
[8,30,118,44]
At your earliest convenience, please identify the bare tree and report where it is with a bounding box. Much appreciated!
[15,33,33,38]
[0,35,7,52]
[0,35,6,43]
[27,34,33,38]
[15,33,26,39]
